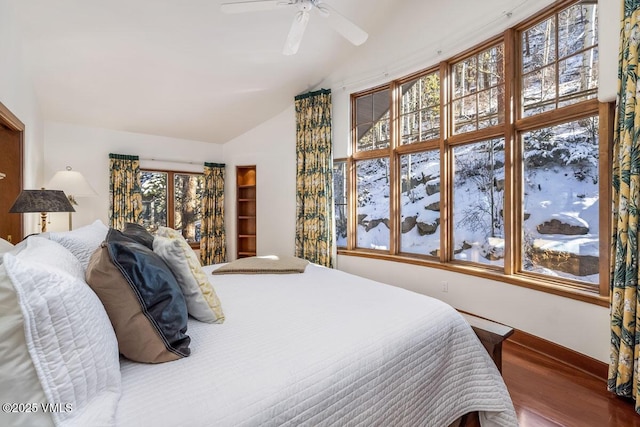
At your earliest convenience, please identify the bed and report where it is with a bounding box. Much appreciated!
[0,221,517,427]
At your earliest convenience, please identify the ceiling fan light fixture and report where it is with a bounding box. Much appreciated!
[283,10,310,55]
[221,0,369,55]
[320,2,368,46]
[220,0,283,14]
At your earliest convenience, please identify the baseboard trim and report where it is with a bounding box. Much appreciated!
[508,329,608,382]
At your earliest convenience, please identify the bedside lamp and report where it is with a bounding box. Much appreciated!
[47,166,97,230]
[9,189,75,233]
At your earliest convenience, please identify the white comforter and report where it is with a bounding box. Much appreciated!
[116,264,517,426]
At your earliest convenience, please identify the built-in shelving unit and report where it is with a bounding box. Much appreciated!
[236,166,256,259]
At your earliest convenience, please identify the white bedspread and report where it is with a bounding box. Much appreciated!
[115,264,517,427]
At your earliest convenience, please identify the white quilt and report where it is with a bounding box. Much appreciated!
[115,264,517,427]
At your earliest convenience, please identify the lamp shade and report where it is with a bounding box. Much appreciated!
[47,167,97,198]
[9,190,75,213]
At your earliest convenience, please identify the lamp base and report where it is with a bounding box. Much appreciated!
[67,195,76,231]
[40,212,48,233]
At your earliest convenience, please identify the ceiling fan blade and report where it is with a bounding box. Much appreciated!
[320,3,368,46]
[221,0,283,14]
[283,11,310,56]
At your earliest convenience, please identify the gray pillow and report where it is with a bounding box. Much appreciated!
[122,223,154,250]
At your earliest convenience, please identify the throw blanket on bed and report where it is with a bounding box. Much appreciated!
[211,255,309,275]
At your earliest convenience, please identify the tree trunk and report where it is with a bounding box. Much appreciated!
[176,175,198,242]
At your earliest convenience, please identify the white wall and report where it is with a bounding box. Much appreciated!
[222,106,297,260]
[43,121,224,232]
[599,0,621,102]
[0,0,45,234]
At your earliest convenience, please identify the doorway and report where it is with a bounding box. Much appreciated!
[0,102,24,243]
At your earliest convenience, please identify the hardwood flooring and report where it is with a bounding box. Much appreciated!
[502,340,640,426]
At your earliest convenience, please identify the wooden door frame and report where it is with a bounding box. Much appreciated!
[0,101,25,240]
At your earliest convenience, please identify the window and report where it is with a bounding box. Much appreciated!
[140,170,204,245]
[453,138,505,267]
[400,150,441,256]
[355,87,391,152]
[521,2,598,116]
[452,44,505,133]
[356,158,390,250]
[340,0,609,303]
[517,1,600,286]
[521,117,600,283]
[333,160,347,248]
[400,71,440,144]
[450,42,506,268]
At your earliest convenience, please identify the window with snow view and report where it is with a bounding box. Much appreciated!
[521,117,599,283]
[521,2,598,117]
[400,71,440,144]
[452,43,505,134]
[343,0,608,299]
[400,150,441,256]
[356,158,390,250]
[453,139,505,267]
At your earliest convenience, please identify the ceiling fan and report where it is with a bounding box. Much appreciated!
[220,0,369,55]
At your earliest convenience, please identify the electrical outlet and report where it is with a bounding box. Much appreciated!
[441,281,448,292]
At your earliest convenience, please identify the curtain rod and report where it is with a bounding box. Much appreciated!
[140,158,201,165]
[295,88,331,101]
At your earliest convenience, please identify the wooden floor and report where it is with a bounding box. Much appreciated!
[502,340,640,426]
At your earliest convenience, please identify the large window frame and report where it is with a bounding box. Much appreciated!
[340,0,612,306]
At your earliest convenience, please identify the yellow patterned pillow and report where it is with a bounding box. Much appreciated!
[153,227,224,324]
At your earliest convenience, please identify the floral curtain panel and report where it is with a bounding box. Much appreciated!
[200,162,227,265]
[294,89,334,268]
[609,0,640,414]
[108,153,142,230]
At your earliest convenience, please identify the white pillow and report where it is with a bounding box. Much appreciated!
[154,229,225,324]
[3,253,121,427]
[21,236,85,281]
[49,220,108,272]
[0,238,13,256]
[0,262,53,427]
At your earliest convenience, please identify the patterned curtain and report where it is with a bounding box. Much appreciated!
[108,153,142,230]
[294,89,334,268]
[200,162,227,265]
[609,0,640,414]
